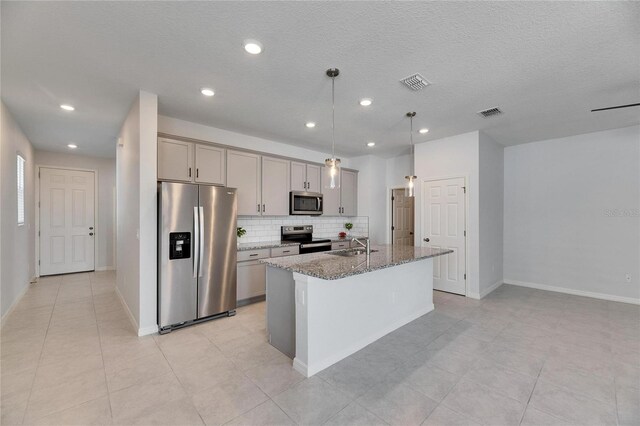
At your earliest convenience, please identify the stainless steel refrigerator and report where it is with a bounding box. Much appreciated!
[158,182,237,333]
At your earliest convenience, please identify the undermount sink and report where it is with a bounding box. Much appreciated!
[329,248,379,257]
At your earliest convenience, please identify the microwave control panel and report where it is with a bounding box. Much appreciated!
[169,232,191,260]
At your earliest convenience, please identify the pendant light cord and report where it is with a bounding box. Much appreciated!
[410,114,414,176]
[331,75,336,159]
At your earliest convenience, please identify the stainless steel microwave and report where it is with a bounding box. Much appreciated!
[290,191,323,215]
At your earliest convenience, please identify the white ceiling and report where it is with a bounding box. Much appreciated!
[2,2,639,158]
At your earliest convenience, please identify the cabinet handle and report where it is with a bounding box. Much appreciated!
[249,253,259,257]
[196,168,199,178]
[262,204,265,213]
[283,250,290,253]
[188,167,192,178]
[257,204,260,213]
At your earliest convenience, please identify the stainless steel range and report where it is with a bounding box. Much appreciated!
[281,225,332,254]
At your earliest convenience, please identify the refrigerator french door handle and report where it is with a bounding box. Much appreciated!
[193,206,199,278]
[198,206,205,277]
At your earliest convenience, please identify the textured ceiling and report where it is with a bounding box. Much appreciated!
[2,1,639,158]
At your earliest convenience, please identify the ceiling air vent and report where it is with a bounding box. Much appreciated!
[400,73,431,91]
[477,107,503,118]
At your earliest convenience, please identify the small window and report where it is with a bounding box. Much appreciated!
[17,154,25,225]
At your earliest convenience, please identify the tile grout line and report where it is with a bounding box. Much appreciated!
[19,278,62,425]
[90,273,116,424]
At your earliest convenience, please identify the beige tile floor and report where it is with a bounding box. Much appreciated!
[1,271,639,425]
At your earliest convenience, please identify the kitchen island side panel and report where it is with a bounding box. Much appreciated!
[292,258,434,377]
[266,266,296,358]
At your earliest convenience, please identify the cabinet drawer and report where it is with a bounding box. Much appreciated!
[331,241,350,250]
[270,246,299,258]
[237,248,270,262]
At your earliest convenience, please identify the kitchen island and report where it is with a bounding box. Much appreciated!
[261,244,452,377]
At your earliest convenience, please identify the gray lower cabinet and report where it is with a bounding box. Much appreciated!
[237,246,299,304]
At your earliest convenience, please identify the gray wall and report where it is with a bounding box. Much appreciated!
[479,132,504,296]
[1,102,35,318]
[504,125,640,302]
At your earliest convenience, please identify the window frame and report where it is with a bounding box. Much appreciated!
[17,153,25,226]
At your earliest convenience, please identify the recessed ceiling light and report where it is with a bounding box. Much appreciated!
[366,142,376,147]
[305,122,316,128]
[201,88,215,97]
[359,98,373,107]
[67,143,77,149]
[244,40,263,55]
[60,104,75,111]
[419,128,429,134]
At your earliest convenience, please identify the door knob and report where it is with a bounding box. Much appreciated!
[423,237,430,242]
[409,232,414,235]
[89,227,94,230]
[89,233,94,236]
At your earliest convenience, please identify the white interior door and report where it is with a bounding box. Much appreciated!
[40,168,95,275]
[392,189,414,246]
[422,178,466,295]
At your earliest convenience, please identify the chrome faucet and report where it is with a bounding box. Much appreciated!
[352,237,371,256]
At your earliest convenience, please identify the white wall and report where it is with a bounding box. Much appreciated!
[1,102,35,319]
[349,155,387,243]
[34,151,116,270]
[478,132,504,297]
[414,131,481,298]
[158,115,352,168]
[116,91,158,335]
[504,125,640,303]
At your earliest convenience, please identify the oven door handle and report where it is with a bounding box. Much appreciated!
[299,242,332,249]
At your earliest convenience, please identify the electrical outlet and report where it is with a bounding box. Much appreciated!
[625,274,632,283]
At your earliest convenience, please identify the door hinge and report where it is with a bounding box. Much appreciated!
[392,196,395,201]
[38,171,40,178]
[464,230,466,237]
[38,231,40,236]
[38,260,41,265]
[391,226,395,231]
[464,273,466,280]
[462,186,466,194]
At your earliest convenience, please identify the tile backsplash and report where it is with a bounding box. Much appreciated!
[237,216,369,243]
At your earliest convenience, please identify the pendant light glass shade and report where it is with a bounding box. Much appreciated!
[405,112,418,197]
[324,68,341,190]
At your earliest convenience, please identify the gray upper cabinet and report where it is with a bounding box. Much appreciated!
[306,164,321,192]
[321,166,342,216]
[195,145,226,185]
[227,150,261,215]
[321,167,358,216]
[158,138,194,182]
[291,162,322,193]
[291,161,307,192]
[262,156,290,216]
[341,170,358,216]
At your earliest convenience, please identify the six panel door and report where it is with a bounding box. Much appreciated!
[39,168,95,275]
[422,178,466,295]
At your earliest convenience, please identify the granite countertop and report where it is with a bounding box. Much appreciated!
[237,241,299,251]
[260,244,452,280]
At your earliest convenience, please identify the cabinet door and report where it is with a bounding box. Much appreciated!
[195,145,226,185]
[227,150,261,215]
[341,170,358,216]
[290,161,307,192]
[321,166,341,216]
[158,138,193,182]
[306,164,321,193]
[237,261,266,301]
[262,156,290,216]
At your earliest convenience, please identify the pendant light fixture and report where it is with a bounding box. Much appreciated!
[405,112,417,197]
[324,68,341,189]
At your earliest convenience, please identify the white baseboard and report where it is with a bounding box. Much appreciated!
[95,266,115,272]
[1,280,32,328]
[481,280,503,299]
[115,286,158,336]
[504,279,640,305]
